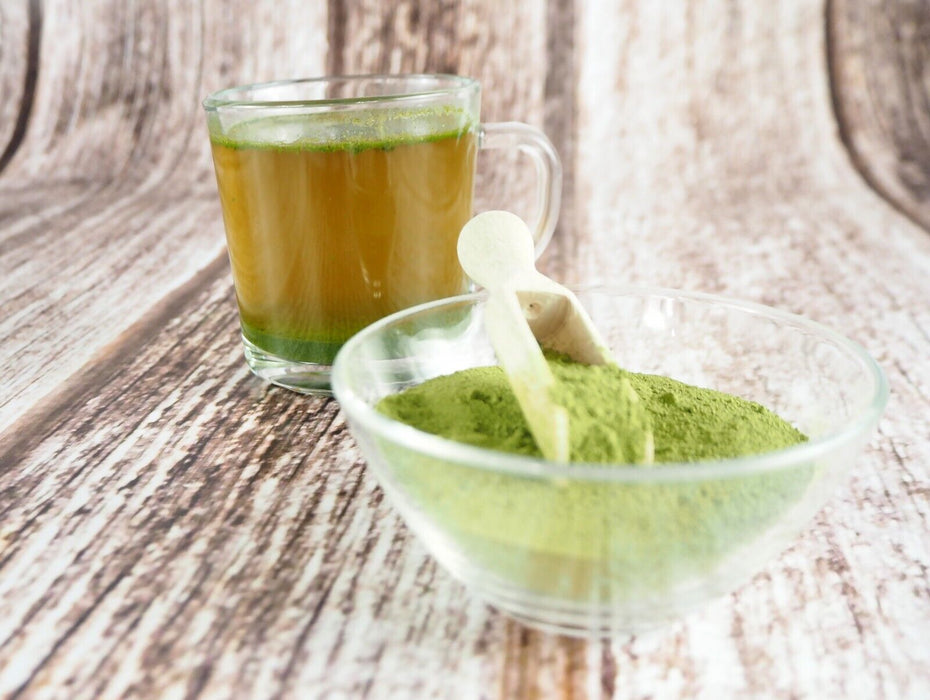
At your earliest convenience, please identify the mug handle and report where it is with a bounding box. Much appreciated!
[478,122,562,258]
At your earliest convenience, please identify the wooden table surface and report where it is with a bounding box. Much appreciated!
[2,1,929,697]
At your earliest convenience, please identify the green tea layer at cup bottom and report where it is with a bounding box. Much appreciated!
[240,319,348,365]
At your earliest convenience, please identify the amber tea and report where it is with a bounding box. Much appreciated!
[205,75,561,394]
[210,107,477,366]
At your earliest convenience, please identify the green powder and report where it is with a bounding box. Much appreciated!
[372,357,815,603]
[377,355,806,463]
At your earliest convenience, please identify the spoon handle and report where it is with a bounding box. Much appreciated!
[484,293,570,462]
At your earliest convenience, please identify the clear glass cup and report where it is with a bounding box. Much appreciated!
[203,74,561,394]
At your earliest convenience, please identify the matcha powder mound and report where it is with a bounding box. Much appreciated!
[376,357,807,463]
[377,366,538,455]
[547,356,654,463]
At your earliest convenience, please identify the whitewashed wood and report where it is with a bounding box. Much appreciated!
[1,0,929,698]
[0,1,33,167]
[0,0,331,435]
[829,0,930,233]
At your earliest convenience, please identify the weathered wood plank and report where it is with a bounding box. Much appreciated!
[0,0,37,170]
[0,263,489,698]
[0,0,331,433]
[568,2,930,698]
[0,222,918,699]
[542,0,579,278]
[828,0,930,233]
[0,268,925,697]
[0,188,226,435]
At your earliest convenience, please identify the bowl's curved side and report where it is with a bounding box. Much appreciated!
[332,286,887,635]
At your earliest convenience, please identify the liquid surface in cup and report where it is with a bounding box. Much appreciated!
[210,107,477,364]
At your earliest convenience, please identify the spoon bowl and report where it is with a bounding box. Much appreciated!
[457,211,647,461]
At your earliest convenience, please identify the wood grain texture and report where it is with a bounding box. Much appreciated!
[0,0,37,170]
[0,0,331,434]
[1,0,929,698]
[828,0,930,232]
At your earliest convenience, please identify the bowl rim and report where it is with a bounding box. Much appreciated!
[332,283,888,483]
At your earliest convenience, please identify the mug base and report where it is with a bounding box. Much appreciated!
[242,335,334,395]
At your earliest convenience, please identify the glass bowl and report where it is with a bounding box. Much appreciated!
[331,286,887,637]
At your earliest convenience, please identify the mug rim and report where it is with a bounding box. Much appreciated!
[203,73,479,111]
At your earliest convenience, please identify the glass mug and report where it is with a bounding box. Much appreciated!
[204,74,561,394]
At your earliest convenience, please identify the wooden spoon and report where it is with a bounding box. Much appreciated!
[457,211,617,462]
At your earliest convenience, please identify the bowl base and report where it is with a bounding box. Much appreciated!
[467,575,691,639]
